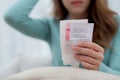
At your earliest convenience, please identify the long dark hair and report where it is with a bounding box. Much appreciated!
[53,0,118,48]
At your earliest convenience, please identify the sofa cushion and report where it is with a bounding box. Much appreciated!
[4,67,120,80]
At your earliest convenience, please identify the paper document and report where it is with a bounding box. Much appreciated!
[60,20,94,67]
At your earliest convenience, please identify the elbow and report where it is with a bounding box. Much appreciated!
[3,11,16,24]
[3,11,24,26]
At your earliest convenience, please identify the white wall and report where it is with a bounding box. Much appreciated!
[109,0,120,15]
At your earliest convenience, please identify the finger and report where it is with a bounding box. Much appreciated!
[78,42,104,53]
[73,47,103,60]
[81,61,98,70]
[74,55,101,66]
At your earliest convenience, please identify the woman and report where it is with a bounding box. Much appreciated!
[4,0,120,76]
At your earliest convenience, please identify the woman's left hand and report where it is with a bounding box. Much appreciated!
[72,42,104,70]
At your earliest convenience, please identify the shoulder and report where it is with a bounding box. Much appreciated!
[112,15,120,44]
[110,15,120,54]
[114,15,120,34]
[115,15,120,25]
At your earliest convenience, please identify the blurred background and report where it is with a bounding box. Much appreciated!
[0,0,120,79]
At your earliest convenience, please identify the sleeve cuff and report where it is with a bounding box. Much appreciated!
[99,63,109,72]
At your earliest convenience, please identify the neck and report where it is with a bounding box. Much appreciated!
[69,12,88,19]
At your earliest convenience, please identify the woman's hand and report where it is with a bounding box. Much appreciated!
[72,42,104,70]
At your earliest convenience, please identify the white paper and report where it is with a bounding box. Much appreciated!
[60,20,94,67]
